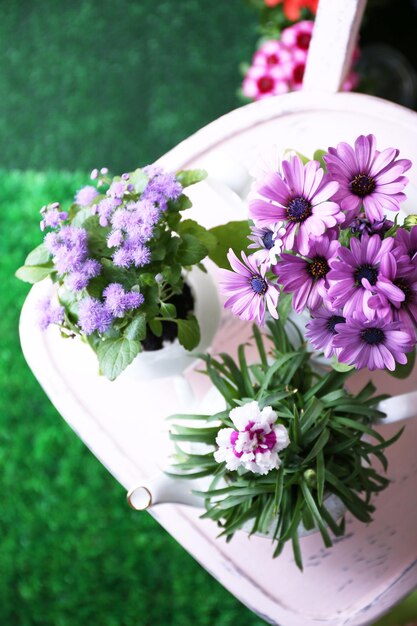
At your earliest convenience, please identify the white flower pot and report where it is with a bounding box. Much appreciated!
[119,265,221,382]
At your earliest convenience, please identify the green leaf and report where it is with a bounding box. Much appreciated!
[177,219,217,252]
[277,292,293,326]
[162,264,182,284]
[149,318,163,337]
[208,221,251,268]
[176,314,200,351]
[96,337,140,381]
[313,149,327,168]
[389,349,415,379]
[123,315,147,341]
[177,233,208,265]
[129,168,149,193]
[330,356,354,373]
[176,169,207,187]
[15,265,54,284]
[24,243,51,266]
[160,302,177,318]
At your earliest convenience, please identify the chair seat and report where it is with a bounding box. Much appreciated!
[20,90,417,626]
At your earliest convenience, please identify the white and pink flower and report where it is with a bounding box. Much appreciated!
[214,401,290,475]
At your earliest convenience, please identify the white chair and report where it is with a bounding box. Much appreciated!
[20,1,417,623]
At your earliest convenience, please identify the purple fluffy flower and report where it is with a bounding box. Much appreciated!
[248,223,286,267]
[107,181,126,200]
[273,235,340,313]
[249,155,343,255]
[219,249,280,325]
[96,197,122,227]
[36,295,64,330]
[77,297,113,335]
[75,185,99,207]
[44,226,88,274]
[324,134,412,224]
[142,166,183,210]
[305,307,346,358]
[40,203,68,231]
[64,259,101,291]
[332,312,414,371]
[103,283,144,317]
[327,233,404,318]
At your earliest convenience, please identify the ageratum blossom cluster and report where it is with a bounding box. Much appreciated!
[242,20,359,100]
[220,134,417,372]
[18,165,211,379]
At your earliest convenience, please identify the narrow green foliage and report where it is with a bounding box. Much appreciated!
[169,318,401,570]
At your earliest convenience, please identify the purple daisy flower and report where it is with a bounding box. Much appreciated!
[75,185,99,207]
[273,235,340,313]
[324,134,412,224]
[247,223,286,267]
[332,312,414,371]
[395,226,417,260]
[305,307,346,358]
[219,249,280,325]
[327,233,404,318]
[249,155,342,255]
[368,251,417,331]
[350,216,394,238]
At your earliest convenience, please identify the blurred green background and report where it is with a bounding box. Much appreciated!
[2,0,417,625]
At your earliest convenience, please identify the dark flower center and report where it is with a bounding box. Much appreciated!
[262,231,275,249]
[267,53,280,65]
[286,196,312,222]
[350,173,376,198]
[251,275,267,294]
[297,33,312,50]
[326,315,346,334]
[394,278,412,304]
[293,63,305,83]
[361,327,385,345]
[257,76,274,93]
[308,256,330,280]
[355,264,378,286]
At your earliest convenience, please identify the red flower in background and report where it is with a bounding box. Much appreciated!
[264,0,319,21]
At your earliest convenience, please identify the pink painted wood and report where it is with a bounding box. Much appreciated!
[18,0,417,623]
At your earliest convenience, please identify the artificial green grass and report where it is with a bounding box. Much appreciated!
[2,170,417,625]
[0,0,255,173]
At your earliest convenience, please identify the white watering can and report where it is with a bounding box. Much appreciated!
[19,0,417,624]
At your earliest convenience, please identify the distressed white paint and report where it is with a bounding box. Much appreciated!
[303,0,367,93]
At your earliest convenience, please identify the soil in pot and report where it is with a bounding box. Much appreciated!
[142,282,194,351]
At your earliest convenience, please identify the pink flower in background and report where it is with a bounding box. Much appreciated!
[242,65,290,100]
[214,401,290,475]
[252,40,292,71]
[324,134,412,224]
[280,20,313,53]
[243,19,360,98]
[249,155,342,255]
[219,249,280,325]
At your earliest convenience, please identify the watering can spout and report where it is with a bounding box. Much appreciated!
[127,473,203,510]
